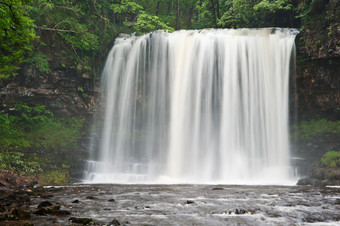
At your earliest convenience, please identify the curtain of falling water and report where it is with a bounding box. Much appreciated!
[84,28,298,184]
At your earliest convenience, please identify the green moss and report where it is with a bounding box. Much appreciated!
[38,170,69,185]
[291,119,340,141]
[321,151,340,168]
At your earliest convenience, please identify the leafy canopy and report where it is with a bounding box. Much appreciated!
[0,0,35,78]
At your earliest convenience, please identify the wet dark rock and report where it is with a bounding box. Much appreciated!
[45,205,60,212]
[186,200,195,204]
[69,217,94,224]
[72,199,80,203]
[33,207,48,215]
[86,196,97,200]
[50,210,71,216]
[230,208,249,215]
[108,199,116,202]
[335,199,340,205]
[297,178,321,186]
[212,187,224,190]
[10,208,31,219]
[135,205,150,210]
[38,201,53,208]
[110,218,121,225]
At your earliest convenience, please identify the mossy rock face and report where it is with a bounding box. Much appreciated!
[312,168,340,180]
[297,178,322,186]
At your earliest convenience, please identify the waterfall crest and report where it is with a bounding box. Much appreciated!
[84,28,298,184]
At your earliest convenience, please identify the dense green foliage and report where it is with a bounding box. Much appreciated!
[291,119,340,141]
[1,0,337,78]
[321,151,340,168]
[0,0,315,79]
[0,103,82,181]
[0,0,36,78]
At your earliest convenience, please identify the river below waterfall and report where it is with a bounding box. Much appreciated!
[24,184,340,225]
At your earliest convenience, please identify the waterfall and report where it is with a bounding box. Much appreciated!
[84,28,298,184]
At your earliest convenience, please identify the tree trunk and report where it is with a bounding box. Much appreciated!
[176,0,180,30]
[156,1,161,16]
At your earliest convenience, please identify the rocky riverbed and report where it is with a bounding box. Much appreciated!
[1,184,340,225]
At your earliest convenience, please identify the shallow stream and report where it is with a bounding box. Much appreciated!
[27,184,340,225]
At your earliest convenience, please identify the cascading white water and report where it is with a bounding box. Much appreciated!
[84,28,299,184]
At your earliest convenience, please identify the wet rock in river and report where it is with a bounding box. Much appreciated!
[50,210,71,216]
[86,196,97,200]
[33,207,48,215]
[186,200,195,204]
[335,199,340,205]
[38,201,53,208]
[108,198,116,202]
[110,218,121,225]
[69,217,94,224]
[72,199,80,203]
[212,187,224,190]
[135,205,151,210]
[33,204,60,216]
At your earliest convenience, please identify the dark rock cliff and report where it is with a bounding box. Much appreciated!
[295,21,340,121]
[0,65,99,118]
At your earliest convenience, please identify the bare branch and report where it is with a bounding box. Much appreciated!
[54,6,79,16]
[37,26,81,33]
[53,20,71,29]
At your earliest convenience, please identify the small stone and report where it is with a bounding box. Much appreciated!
[69,217,94,224]
[212,187,224,190]
[86,196,96,200]
[110,218,121,226]
[108,199,116,202]
[186,200,195,204]
[72,199,80,203]
[234,208,247,214]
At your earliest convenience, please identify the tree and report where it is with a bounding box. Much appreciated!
[0,0,35,79]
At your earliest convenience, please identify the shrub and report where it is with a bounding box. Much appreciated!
[321,151,340,168]
[38,170,69,185]
[291,119,340,141]
[0,151,42,174]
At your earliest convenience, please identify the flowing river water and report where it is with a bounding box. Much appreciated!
[26,184,340,225]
